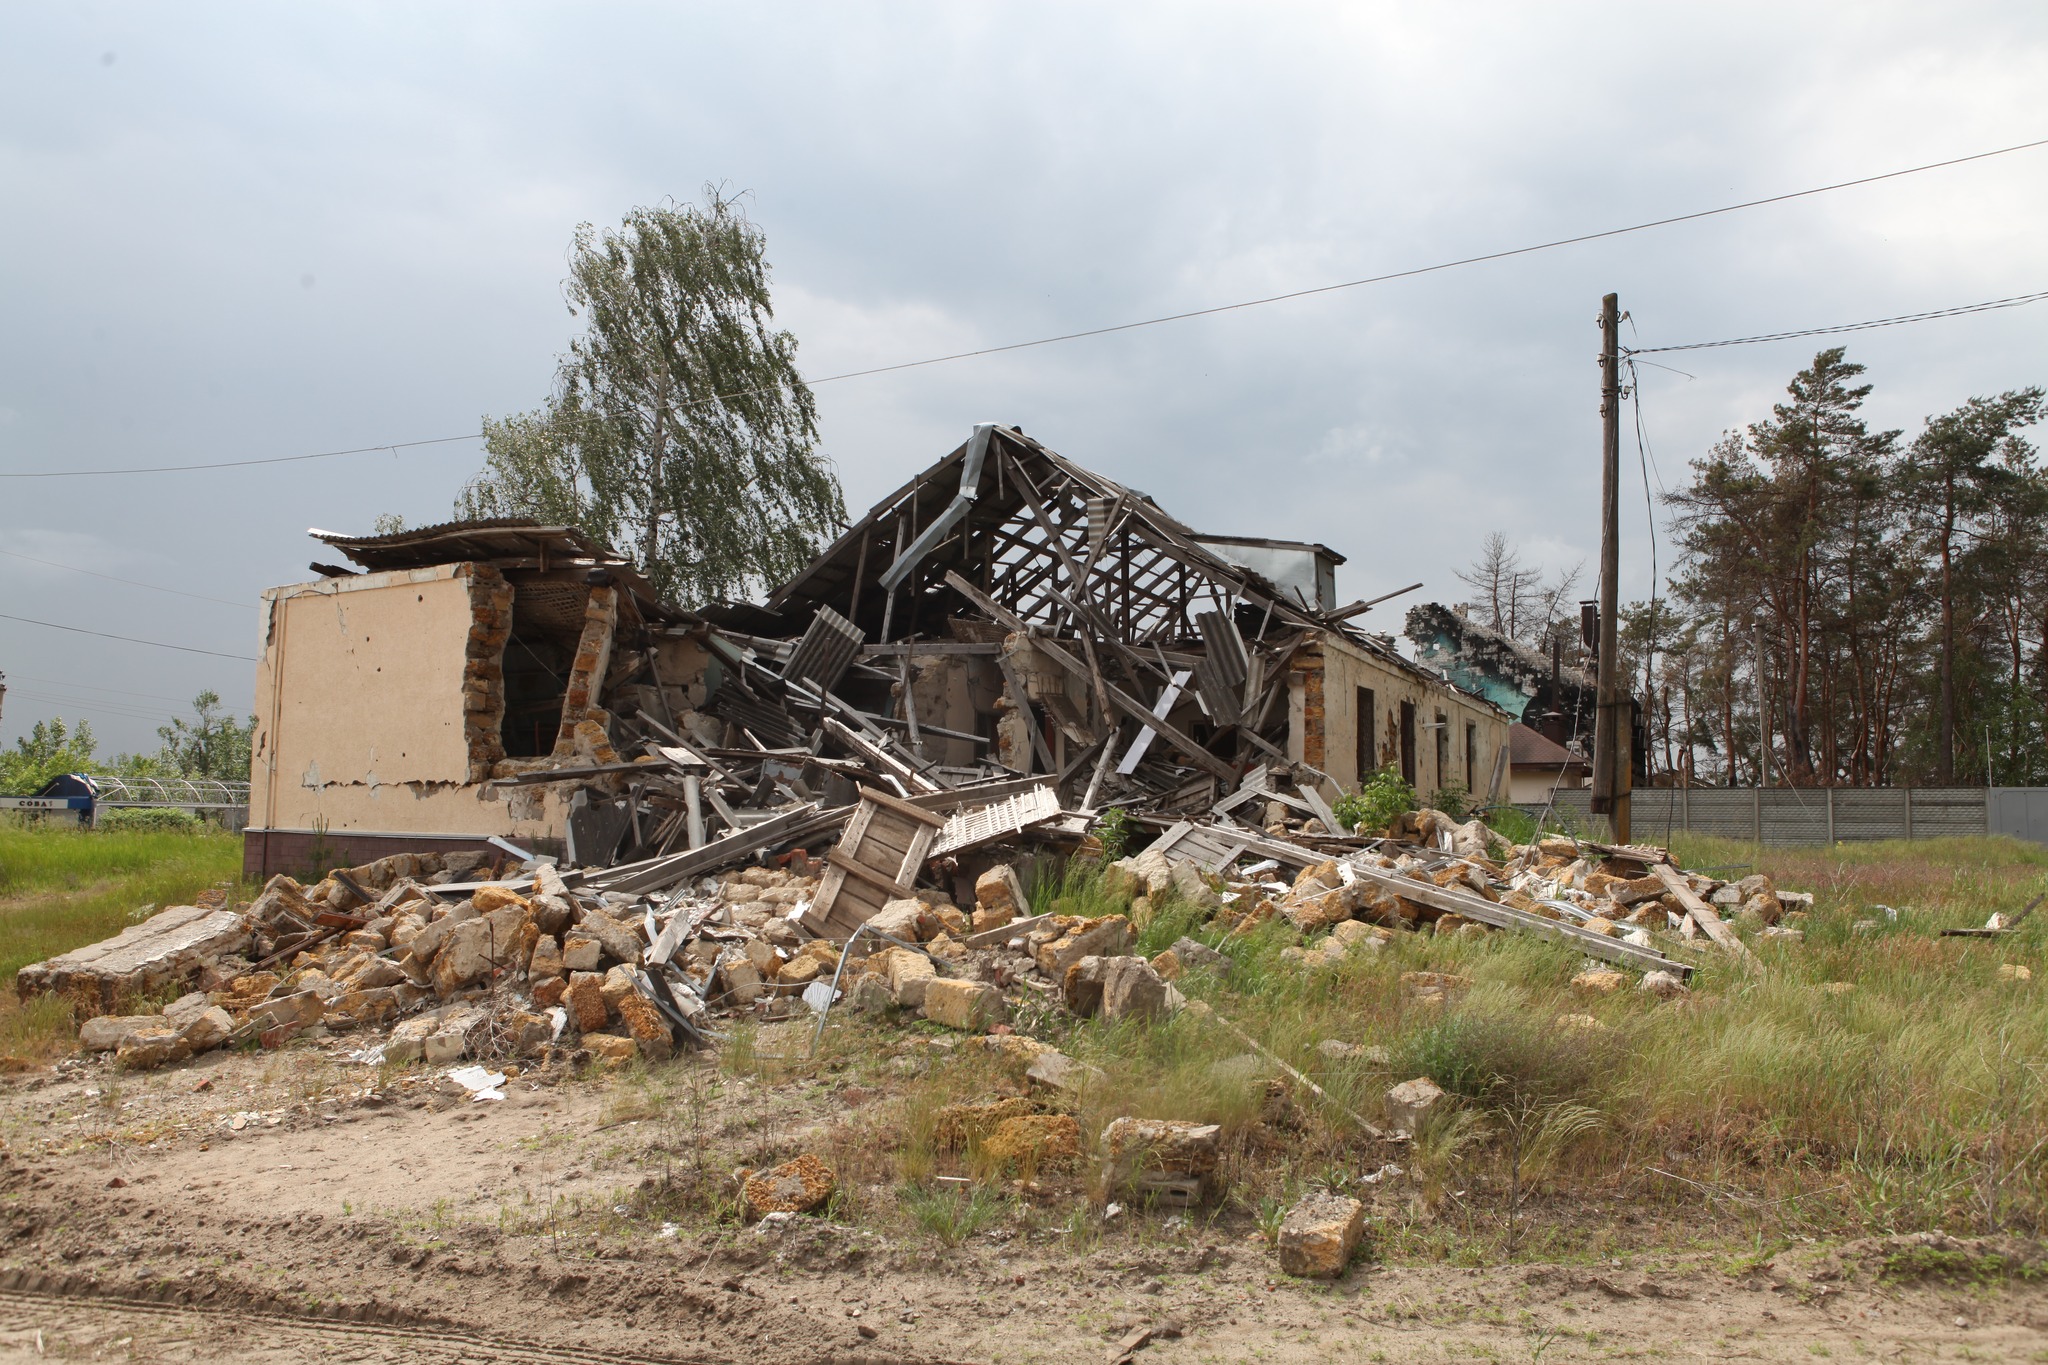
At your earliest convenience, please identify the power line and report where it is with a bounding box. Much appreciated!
[3,673,214,706]
[0,433,480,481]
[0,546,248,608]
[4,688,177,724]
[0,612,255,661]
[4,135,2044,482]
[794,137,2048,388]
[1629,287,2048,355]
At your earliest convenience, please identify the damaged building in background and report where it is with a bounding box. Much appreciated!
[1404,600,1644,801]
[244,425,1511,878]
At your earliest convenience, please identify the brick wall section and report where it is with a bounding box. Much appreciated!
[1295,641,1326,770]
[462,565,513,783]
[554,585,618,753]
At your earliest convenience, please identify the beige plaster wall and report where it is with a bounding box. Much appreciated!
[251,566,561,839]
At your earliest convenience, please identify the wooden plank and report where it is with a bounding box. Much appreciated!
[855,817,920,862]
[894,825,937,889]
[1650,863,1753,961]
[1117,669,1194,774]
[840,799,879,849]
[1299,783,1342,833]
[902,775,1056,815]
[853,784,948,828]
[587,802,837,894]
[1345,862,1691,977]
[823,718,945,794]
[826,847,918,899]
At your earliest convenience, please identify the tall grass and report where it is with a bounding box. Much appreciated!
[1035,836,2048,1242]
[0,817,245,984]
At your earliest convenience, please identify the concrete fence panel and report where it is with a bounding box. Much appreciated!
[1512,786,2018,846]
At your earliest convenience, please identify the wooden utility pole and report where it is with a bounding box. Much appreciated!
[1590,292,1632,843]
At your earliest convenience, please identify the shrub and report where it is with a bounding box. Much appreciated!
[1332,766,1416,835]
[1092,806,1130,861]
[1426,782,1473,821]
[899,1183,1007,1246]
[94,807,204,834]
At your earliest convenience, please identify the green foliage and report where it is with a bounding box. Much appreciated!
[1030,858,1135,925]
[458,188,846,607]
[1652,350,2048,788]
[0,716,100,795]
[1092,805,1130,861]
[1,693,252,796]
[1878,1244,2044,1284]
[1426,781,1473,821]
[150,690,254,783]
[1333,765,1416,835]
[1484,806,1539,845]
[899,1183,1007,1247]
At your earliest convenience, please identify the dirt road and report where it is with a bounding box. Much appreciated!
[1,1049,2039,1364]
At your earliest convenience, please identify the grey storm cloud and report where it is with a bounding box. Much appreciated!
[3,1,2045,752]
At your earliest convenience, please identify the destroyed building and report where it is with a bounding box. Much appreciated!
[30,422,1774,1105]
[244,425,1511,877]
[1405,600,1645,794]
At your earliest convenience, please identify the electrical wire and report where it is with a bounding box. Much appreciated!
[2,673,211,706]
[1629,287,2048,355]
[0,546,248,608]
[1626,355,1667,822]
[3,688,180,724]
[790,137,2048,388]
[0,433,481,481]
[0,612,255,661]
[6,135,2045,481]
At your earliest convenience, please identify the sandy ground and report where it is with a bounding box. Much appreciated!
[0,1044,2042,1365]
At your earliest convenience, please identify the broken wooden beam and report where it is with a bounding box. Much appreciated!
[942,570,1237,783]
[1650,862,1753,962]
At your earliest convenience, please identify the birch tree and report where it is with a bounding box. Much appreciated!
[459,189,845,606]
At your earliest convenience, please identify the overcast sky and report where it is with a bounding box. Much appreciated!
[3,2,2045,757]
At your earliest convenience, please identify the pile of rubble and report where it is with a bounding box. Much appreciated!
[23,787,1806,1081]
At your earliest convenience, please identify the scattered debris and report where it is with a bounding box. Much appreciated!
[1276,1190,1368,1278]
[743,1155,836,1217]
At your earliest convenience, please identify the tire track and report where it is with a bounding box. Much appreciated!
[0,1272,720,1364]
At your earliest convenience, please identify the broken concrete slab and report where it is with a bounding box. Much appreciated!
[17,903,249,1016]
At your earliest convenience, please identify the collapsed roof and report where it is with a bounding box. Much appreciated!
[720,423,1442,673]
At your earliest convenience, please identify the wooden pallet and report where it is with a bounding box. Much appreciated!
[802,787,946,939]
